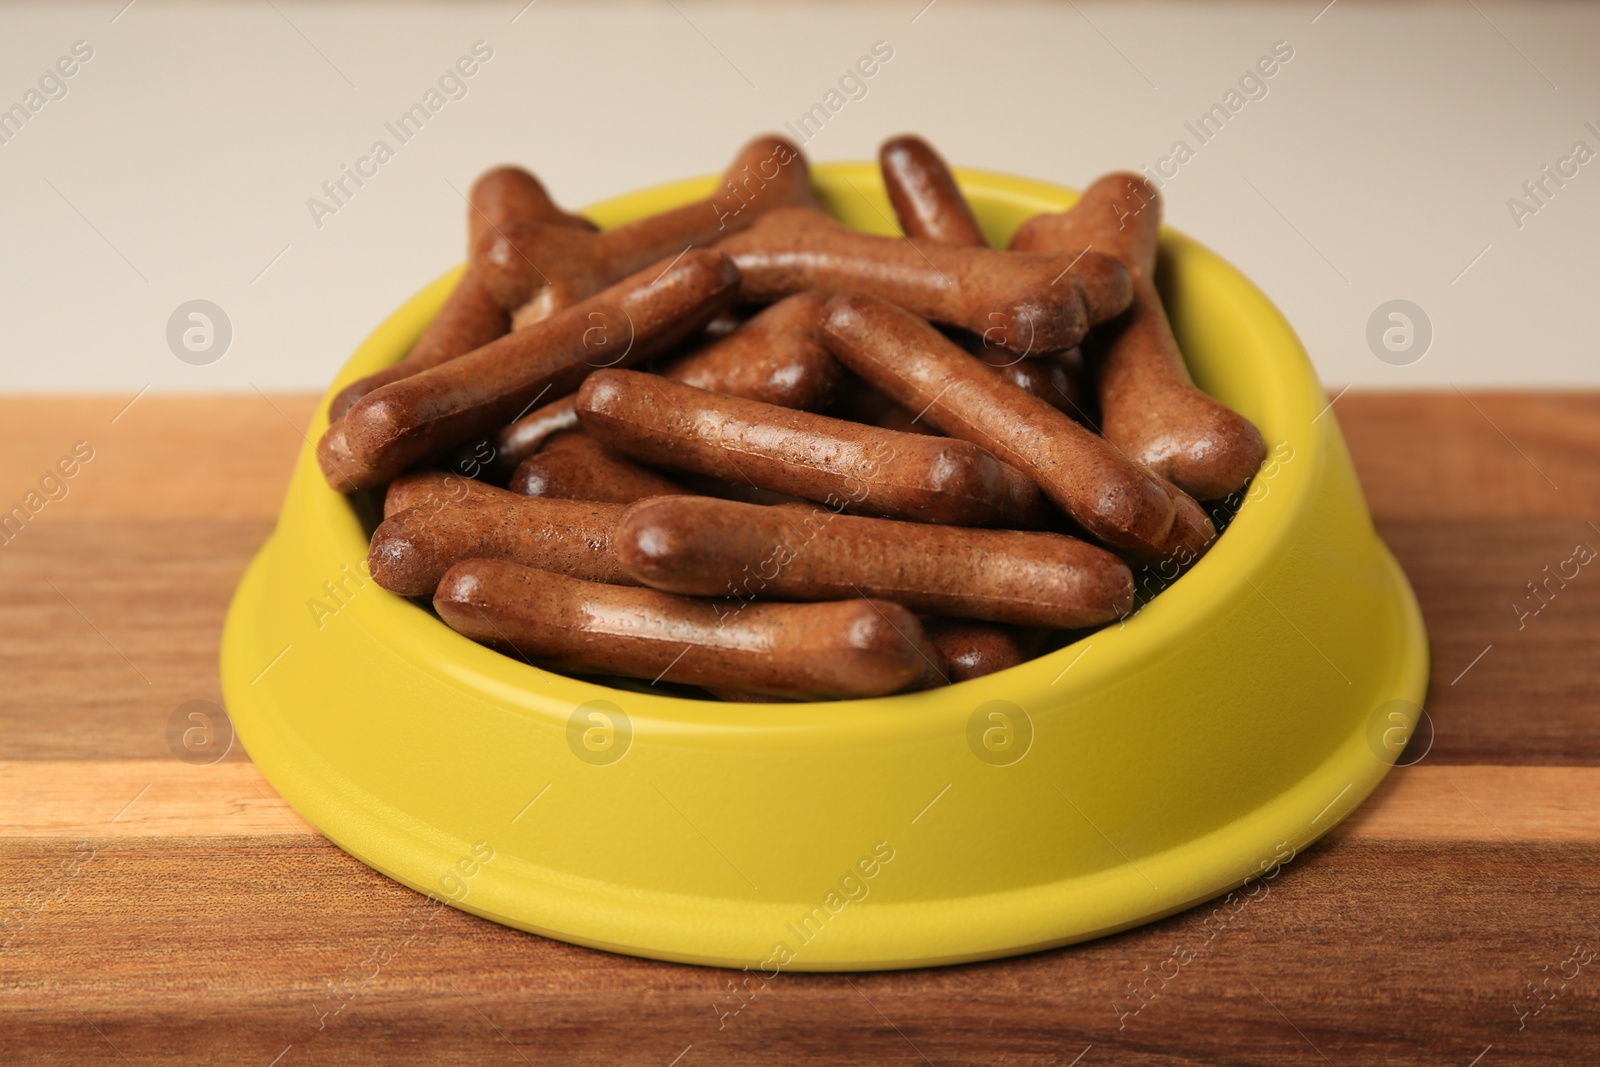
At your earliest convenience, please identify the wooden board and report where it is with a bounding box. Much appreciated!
[2,392,1597,1065]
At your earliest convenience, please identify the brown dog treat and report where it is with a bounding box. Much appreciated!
[862,398,938,437]
[922,619,1026,682]
[434,560,935,700]
[491,393,582,474]
[716,205,1130,355]
[615,496,1132,629]
[1092,274,1267,500]
[835,381,942,437]
[369,489,630,597]
[494,293,838,476]
[1010,172,1265,499]
[576,369,1042,527]
[540,428,599,455]
[672,472,809,508]
[318,250,740,492]
[701,310,745,339]
[878,135,986,247]
[1164,484,1219,565]
[509,430,682,504]
[820,291,1213,565]
[329,167,594,421]
[508,293,550,333]
[703,688,795,703]
[973,343,1085,416]
[467,165,595,250]
[478,135,815,317]
[709,629,952,696]
[657,291,841,411]
[330,275,510,422]
[382,469,504,518]
[1056,347,1090,417]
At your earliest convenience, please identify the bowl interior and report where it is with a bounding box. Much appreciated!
[225,161,1426,969]
[306,162,1321,732]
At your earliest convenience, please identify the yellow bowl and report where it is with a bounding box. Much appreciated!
[222,163,1428,971]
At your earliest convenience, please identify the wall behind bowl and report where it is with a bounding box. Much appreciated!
[0,0,1594,393]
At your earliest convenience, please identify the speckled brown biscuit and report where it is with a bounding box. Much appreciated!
[717,205,1131,354]
[434,559,937,700]
[382,469,504,518]
[490,393,582,475]
[330,276,510,424]
[834,381,942,437]
[509,430,682,504]
[467,165,596,249]
[492,292,840,475]
[368,486,630,597]
[317,249,740,492]
[1009,171,1265,500]
[878,134,987,248]
[615,495,1133,628]
[477,135,815,319]
[922,619,1027,682]
[329,166,594,420]
[671,472,809,508]
[576,369,1042,527]
[820,291,1214,565]
[657,291,840,411]
[972,342,1085,417]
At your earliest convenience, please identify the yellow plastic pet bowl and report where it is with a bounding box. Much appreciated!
[222,164,1428,971]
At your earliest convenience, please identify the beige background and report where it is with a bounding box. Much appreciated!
[1,0,1595,393]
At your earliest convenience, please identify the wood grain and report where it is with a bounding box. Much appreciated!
[2,392,1598,1065]
[1338,391,1600,520]
[2,760,1595,843]
[2,838,1594,1065]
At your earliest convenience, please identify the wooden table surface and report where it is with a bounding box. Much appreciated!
[3,391,1597,1065]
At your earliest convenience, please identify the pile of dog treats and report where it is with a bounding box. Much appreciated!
[317,134,1265,701]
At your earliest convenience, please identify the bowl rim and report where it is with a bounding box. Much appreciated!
[300,161,1327,739]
